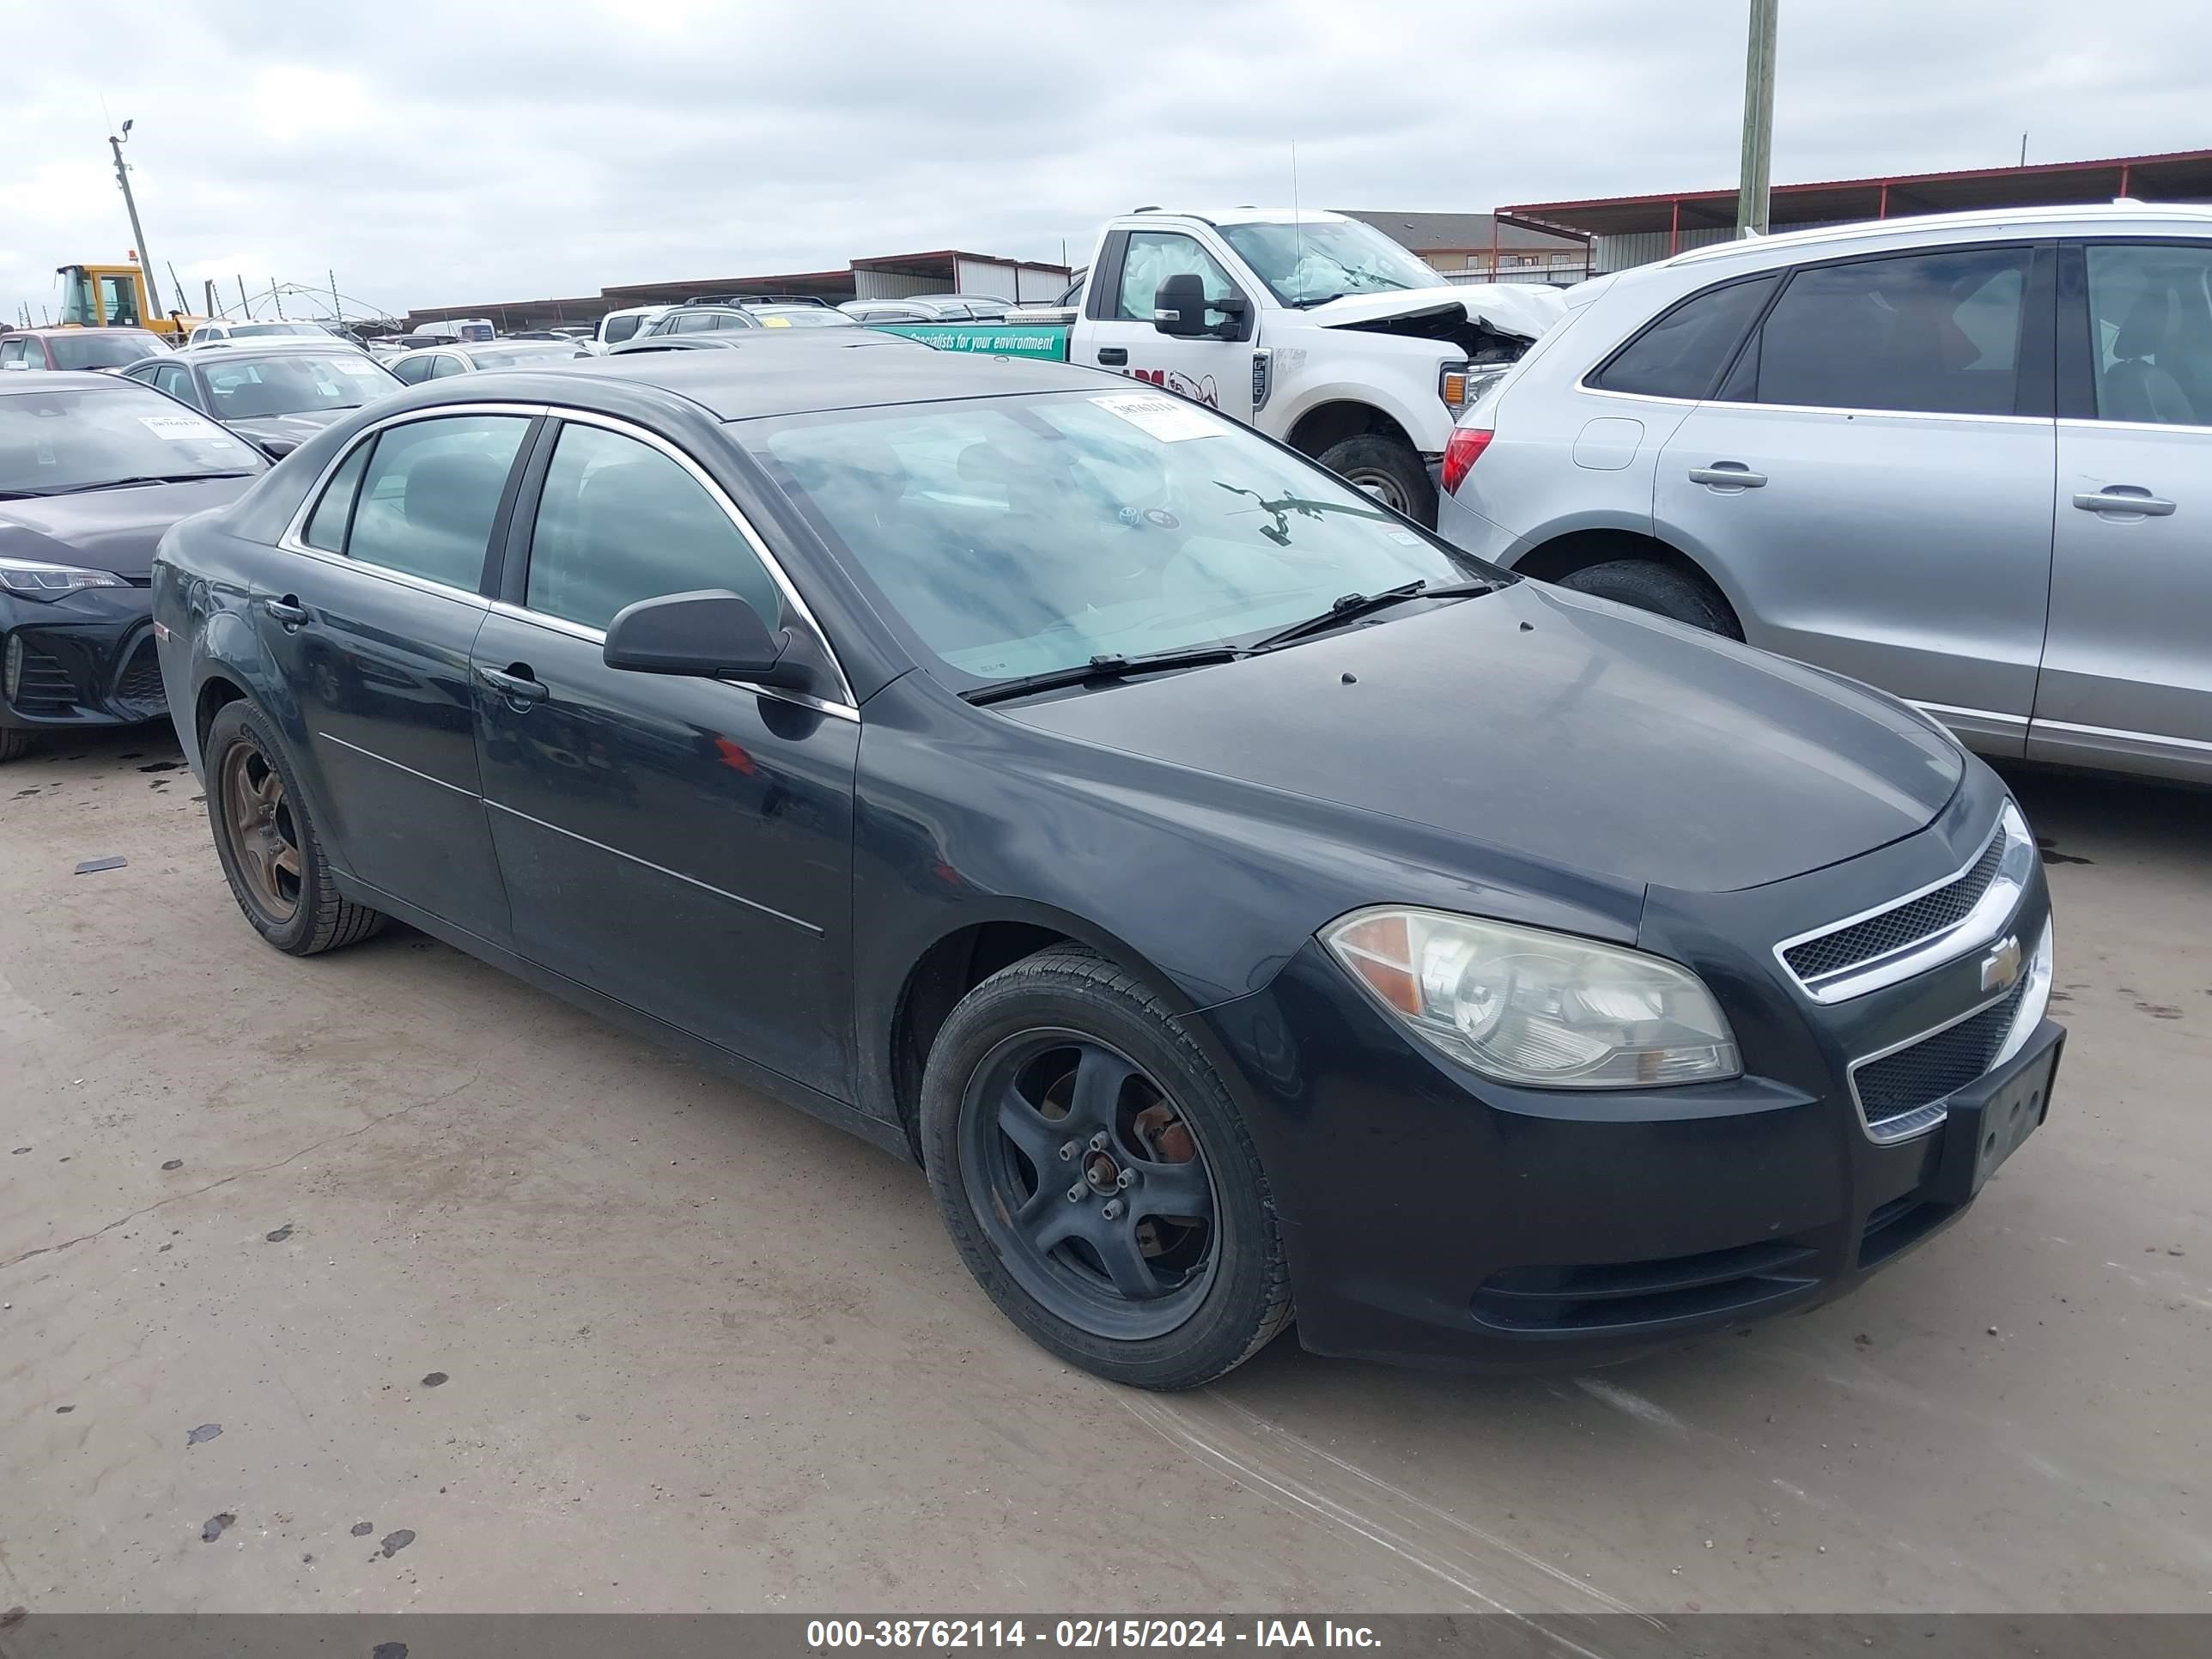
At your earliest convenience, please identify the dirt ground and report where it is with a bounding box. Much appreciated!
[2,724,2206,1618]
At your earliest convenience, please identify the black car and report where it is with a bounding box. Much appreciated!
[153,349,2062,1387]
[118,342,403,459]
[2,373,263,761]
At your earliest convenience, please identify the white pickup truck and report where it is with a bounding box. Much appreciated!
[884,207,1567,526]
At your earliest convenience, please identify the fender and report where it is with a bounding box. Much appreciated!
[1270,374,1449,458]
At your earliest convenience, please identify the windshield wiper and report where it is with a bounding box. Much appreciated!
[1286,293,1348,310]
[1252,578,1500,650]
[962,645,1249,707]
[70,472,258,492]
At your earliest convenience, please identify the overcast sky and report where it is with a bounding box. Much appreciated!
[5,0,2207,324]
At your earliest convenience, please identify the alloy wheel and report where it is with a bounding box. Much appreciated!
[219,738,303,926]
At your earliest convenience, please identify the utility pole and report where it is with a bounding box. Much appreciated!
[237,276,253,319]
[270,281,285,320]
[1735,0,1778,237]
[106,120,164,318]
[330,270,343,327]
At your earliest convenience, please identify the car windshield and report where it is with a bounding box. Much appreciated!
[49,332,167,369]
[749,307,856,329]
[1218,219,1443,307]
[0,384,261,495]
[202,353,399,417]
[745,390,1498,684]
[467,343,582,368]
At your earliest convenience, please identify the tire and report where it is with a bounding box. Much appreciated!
[921,945,1293,1389]
[204,700,386,957]
[0,727,32,763]
[1316,433,1438,528]
[1556,558,1743,640]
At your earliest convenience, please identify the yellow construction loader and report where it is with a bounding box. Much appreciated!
[52,260,205,344]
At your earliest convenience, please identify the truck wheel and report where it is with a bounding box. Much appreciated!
[1318,434,1438,527]
[920,945,1293,1389]
[1556,559,1743,641]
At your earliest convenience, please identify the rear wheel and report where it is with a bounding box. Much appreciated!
[921,945,1292,1389]
[1556,558,1742,639]
[204,701,385,956]
[0,728,32,763]
[1318,434,1438,528]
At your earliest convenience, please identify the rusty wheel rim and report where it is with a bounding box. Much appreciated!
[219,738,303,924]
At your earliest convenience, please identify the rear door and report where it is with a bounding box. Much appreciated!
[1073,228,1256,421]
[1655,242,2057,750]
[2033,240,2212,779]
[261,409,535,945]
[470,412,860,1097]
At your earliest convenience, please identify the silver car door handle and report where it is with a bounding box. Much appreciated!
[2072,489,2175,517]
[261,596,308,627]
[1689,465,1767,488]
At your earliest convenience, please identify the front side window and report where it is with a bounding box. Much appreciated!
[747,390,1495,684]
[1592,276,1777,399]
[1114,233,1238,323]
[343,415,530,589]
[1218,218,1441,307]
[524,422,781,631]
[0,339,26,368]
[2084,243,2212,426]
[390,355,434,386]
[428,355,466,379]
[152,362,198,405]
[602,313,644,344]
[0,384,260,497]
[1745,246,2033,416]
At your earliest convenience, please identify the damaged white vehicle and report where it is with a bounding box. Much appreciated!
[1038,208,1570,525]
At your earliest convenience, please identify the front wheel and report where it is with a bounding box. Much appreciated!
[1555,559,1743,640]
[921,946,1293,1389]
[1317,434,1438,528]
[0,728,32,763]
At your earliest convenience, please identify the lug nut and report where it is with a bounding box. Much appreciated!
[1101,1199,1125,1221]
[1058,1140,1078,1162]
[1066,1182,1085,1202]
[1115,1170,1135,1189]
[1089,1131,1109,1152]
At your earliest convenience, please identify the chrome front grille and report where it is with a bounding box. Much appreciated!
[1776,804,2033,1004]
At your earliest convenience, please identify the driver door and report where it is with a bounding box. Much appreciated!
[1073,229,1255,422]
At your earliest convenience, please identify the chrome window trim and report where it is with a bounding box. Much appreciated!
[483,599,859,724]
[483,798,823,935]
[1696,399,2050,426]
[1573,383,1701,408]
[270,538,492,611]
[1773,803,2032,1004]
[2057,415,2212,436]
[276,400,550,558]
[1845,916,2053,1146]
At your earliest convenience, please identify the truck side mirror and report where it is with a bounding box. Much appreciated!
[1152,274,1212,338]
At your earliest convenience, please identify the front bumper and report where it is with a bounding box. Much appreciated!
[1,586,165,733]
[1188,772,2058,1370]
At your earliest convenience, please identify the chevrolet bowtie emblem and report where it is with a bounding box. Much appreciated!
[1981,936,2023,994]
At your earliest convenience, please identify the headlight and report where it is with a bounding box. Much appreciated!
[1322,906,1741,1088]
[0,556,129,601]
[1439,362,1508,416]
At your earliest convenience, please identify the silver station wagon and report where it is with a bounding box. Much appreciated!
[1437,203,2212,783]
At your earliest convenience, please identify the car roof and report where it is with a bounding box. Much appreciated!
[4,325,166,338]
[1668,200,2212,270]
[401,331,1106,421]
[0,368,150,396]
[168,339,368,361]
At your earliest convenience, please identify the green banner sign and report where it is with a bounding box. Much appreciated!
[878,322,1073,362]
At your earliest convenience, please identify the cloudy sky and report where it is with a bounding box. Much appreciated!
[5,0,2206,325]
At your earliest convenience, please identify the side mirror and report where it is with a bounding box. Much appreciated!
[258,434,301,460]
[602,589,811,690]
[1152,273,1212,337]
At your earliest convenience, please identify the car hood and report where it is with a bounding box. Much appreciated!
[999,583,1963,895]
[221,408,355,448]
[1305,283,1570,343]
[0,475,258,580]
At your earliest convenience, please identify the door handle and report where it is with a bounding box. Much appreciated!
[477,664,549,704]
[262,595,308,628]
[1689,464,1767,489]
[1097,347,1128,366]
[2072,488,2175,517]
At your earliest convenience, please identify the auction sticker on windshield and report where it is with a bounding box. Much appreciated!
[1091,392,1223,443]
[138,415,237,444]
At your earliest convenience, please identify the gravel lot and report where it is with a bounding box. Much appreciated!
[2,725,2206,1616]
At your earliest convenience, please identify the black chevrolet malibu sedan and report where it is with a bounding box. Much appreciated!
[2,372,263,761]
[152,340,2061,1387]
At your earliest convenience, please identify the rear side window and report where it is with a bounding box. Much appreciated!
[1591,276,1775,399]
[1744,246,2032,415]
[301,441,372,552]
[343,415,530,590]
[523,422,781,631]
[603,313,643,344]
